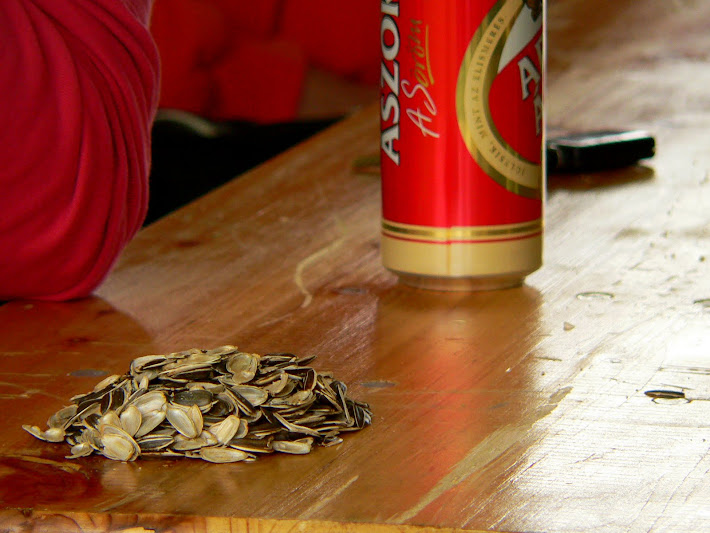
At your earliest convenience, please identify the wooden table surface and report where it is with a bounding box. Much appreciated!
[2,1,710,531]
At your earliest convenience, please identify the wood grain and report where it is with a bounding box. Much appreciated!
[2,0,710,531]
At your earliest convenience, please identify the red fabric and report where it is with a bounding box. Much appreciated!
[0,0,159,300]
[212,39,306,123]
[212,0,281,38]
[150,0,226,116]
[278,1,380,85]
[151,0,379,122]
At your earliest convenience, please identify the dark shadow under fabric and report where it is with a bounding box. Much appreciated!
[146,115,340,225]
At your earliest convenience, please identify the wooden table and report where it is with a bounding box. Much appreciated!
[2,1,710,531]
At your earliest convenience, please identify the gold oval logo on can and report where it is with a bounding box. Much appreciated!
[456,0,544,198]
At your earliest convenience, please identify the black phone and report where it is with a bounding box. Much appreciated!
[547,130,655,173]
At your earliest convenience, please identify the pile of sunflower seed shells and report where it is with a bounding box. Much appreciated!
[22,346,372,463]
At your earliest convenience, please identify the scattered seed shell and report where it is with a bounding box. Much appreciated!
[120,405,142,437]
[272,437,313,455]
[198,446,251,463]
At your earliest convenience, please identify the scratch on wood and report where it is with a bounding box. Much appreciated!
[0,372,54,377]
[300,475,360,519]
[0,381,65,401]
[9,455,83,474]
[94,491,145,513]
[0,389,41,400]
[293,217,346,308]
[387,425,529,524]
[660,365,710,376]
[0,381,31,391]
[388,387,572,524]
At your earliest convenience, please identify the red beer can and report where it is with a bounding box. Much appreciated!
[379,0,545,290]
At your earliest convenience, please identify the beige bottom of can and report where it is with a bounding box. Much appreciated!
[381,222,542,292]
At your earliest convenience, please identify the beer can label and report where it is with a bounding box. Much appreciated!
[380,0,544,282]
